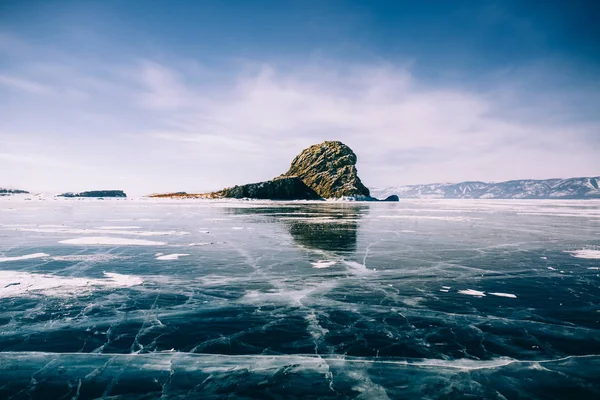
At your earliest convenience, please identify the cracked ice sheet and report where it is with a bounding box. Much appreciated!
[1,353,600,398]
[1,198,600,398]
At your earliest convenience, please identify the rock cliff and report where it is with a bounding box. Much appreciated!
[148,141,392,200]
[281,141,370,199]
[215,177,322,200]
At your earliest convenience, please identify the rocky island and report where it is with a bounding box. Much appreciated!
[150,141,398,201]
[58,190,127,198]
[0,189,29,196]
[279,141,371,199]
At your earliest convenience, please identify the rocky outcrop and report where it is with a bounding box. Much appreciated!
[382,195,399,202]
[215,177,321,200]
[281,141,370,199]
[59,190,127,198]
[148,141,392,201]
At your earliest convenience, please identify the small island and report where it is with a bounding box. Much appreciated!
[0,189,29,196]
[58,190,127,198]
[150,141,398,201]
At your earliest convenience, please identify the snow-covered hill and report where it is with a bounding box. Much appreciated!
[372,176,600,199]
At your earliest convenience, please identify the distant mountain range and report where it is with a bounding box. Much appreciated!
[372,176,600,199]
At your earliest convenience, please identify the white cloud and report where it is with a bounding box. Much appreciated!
[0,152,79,169]
[138,60,599,187]
[0,46,598,194]
[0,75,54,95]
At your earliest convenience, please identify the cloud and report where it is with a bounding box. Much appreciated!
[0,35,598,194]
[0,75,54,95]
[0,152,80,169]
[137,60,599,186]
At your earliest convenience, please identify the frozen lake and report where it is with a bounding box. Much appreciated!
[1,198,599,398]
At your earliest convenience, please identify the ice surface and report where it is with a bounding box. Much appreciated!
[6,227,189,236]
[51,254,126,262]
[96,225,141,229]
[1,198,600,398]
[379,215,480,221]
[59,236,166,246]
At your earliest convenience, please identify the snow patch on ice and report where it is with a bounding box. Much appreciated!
[458,289,486,297]
[342,260,374,275]
[566,250,600,259]
[0,253,49,263]
[155,253,189,260]
[0,271,142,298]
[311,260,336,269]
[489,292,517,298]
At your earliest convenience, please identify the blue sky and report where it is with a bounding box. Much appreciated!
[1,0,599,195]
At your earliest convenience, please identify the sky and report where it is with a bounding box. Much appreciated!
[1,0,599,196]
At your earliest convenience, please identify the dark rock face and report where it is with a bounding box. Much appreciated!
[216,177,322,200]
[281,141,370,199]
[59,190,127,198]
[382,195,399,202]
